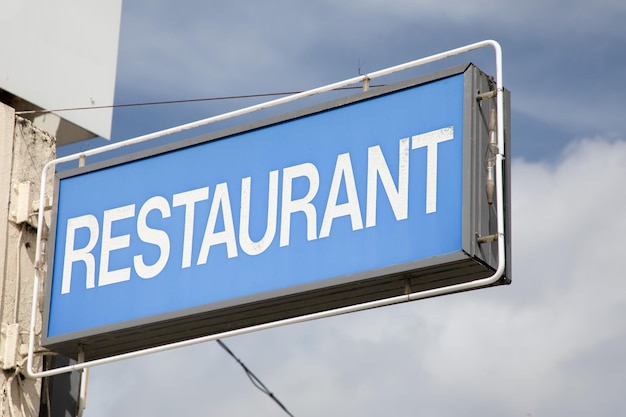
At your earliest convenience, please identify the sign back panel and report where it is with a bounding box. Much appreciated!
[43,64,510,360]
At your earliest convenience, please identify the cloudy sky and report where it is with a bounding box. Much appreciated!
[55,0,626,416]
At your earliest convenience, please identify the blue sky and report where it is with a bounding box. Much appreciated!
[60,0,626,163]
[58,1,626,416]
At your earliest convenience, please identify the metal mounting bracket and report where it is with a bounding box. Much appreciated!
[26,39,507,379]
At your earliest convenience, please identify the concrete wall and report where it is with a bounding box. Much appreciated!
[1,102,56,416]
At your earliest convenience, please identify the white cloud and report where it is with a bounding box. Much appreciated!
[414,136,626,415]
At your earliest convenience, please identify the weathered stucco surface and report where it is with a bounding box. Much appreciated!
[1,102,55,416]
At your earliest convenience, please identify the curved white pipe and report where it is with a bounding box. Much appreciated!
[26,39,506,379]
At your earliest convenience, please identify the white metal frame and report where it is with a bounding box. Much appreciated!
[26,40,506,378]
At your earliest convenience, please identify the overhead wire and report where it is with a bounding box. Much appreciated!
[216,339,295,417]
[14,85,385,116]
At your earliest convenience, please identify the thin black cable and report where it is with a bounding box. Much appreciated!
[14,85,386,116]
[216,339,295,417]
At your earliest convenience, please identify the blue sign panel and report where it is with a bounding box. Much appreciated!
[47,73,465,341]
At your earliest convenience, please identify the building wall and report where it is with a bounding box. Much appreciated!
[1,102,56,416]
